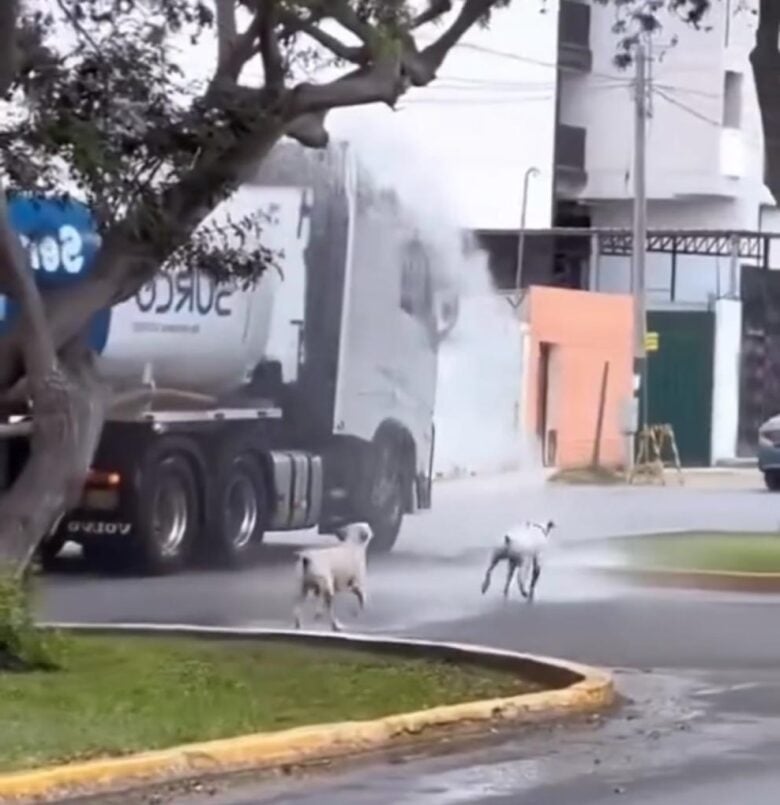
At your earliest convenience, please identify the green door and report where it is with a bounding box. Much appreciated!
[641,310,715,467]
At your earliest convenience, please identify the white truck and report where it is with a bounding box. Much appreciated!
[2,143,458,574]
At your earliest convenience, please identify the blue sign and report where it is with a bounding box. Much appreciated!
[1,197,111,353]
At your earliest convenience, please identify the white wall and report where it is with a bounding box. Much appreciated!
[711,298,742,463]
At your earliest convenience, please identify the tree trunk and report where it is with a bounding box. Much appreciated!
[751,1,780,202]
[0,185,107,576]
[0,343,106,576]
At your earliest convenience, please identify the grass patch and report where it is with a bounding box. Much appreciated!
[548,466,625,486]
[620,532,780,573]
[0,577,62,672]
[0,635,542,773]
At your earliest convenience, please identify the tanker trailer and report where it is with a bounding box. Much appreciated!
[0,142,459,574]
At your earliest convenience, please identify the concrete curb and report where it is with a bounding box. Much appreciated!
[0,624,615,802]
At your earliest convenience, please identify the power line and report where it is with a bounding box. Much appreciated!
[398,84,630,107]
[653,82,720,100]
[653,86,722,127]
[436,39,633,84]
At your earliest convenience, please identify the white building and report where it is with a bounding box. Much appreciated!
[333,0,776,297]
[329,1,779,472]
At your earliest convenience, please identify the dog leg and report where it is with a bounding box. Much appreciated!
[517,563,530,599]
[324,590,343,632]
[481,550,504,595]
[527,558,541,603]
[350,583,365,617]
[293,588,309,630]
[312,590,326,621]
[503,561,516,599]
[481,565,496,595]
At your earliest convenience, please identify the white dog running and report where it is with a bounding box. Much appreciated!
[480,520,556,603]
[293,522,373,632]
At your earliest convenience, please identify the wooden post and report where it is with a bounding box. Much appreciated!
[592,361,610,467]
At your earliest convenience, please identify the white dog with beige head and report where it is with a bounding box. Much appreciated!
[293,522,373,632]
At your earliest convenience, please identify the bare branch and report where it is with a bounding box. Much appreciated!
[259,1,285,90]
[55,0,101,53]
[0,0,18,95]
[280,11,367,64]
[214,3,262,84]
[411,0,454,29]
[288,59,408,117]
[415,0,497,83]
[215,0,238,65]
[321,0,375,44]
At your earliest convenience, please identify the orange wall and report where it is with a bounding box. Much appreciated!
[526,286,633,469]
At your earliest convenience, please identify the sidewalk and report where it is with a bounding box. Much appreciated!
[680,467,763,490]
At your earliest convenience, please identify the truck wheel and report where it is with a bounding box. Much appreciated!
[136,453,199,574]
[765,471,780,491]
[366,442,406,555]
[38,534,66,571]
[208,452,267,567]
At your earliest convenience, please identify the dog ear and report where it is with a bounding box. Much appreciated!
[503,534,511,547]
[360,524,373,544]
[547,520,556,533]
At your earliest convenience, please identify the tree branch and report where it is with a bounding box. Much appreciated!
[259,1,285,90]
[414,0,497,83]
[411,0,454,30]
[215,2,262,84]
[286,112,330,147]
[280,11,367,64]
[0,0,18,95]
[320,0,375,45]
[287,60,408,117]
[216,0,238,66]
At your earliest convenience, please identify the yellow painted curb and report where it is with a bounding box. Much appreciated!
[604,565,780,593]
[0,627,615,802]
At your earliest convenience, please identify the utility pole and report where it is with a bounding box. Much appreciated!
[514,166,540,308]
[630,39,649,467]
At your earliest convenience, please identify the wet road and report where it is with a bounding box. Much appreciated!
[44,469,780,804]
[39,469,779,631]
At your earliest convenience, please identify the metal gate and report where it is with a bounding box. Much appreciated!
[738,266,780,457]
[642,310,715,467]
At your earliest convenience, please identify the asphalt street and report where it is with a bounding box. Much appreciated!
[42,469,780,805]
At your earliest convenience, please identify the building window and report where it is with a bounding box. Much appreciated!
[400,238,433,320]
[723,71,743,129]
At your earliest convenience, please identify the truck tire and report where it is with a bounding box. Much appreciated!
[765,471,780,491]
[38,534,66,571]
[135,452,199,575]
[366,441,406,555]
[206,451,268,567]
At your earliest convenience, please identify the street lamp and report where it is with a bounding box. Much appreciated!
[514,166,540,300]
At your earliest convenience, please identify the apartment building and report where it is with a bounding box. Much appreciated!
[456,0,775,301]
